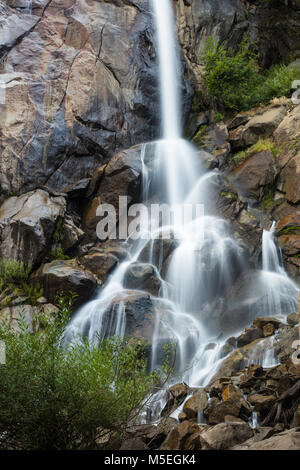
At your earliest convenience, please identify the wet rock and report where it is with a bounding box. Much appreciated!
[80,247,119,283]
[32,259,98,308]
[178,412,187,423]
[123,262,162,296]
[287,313,299,326]
[183,389,208,419]
[253,317,284,330]
[138,237,179,271]
[104,292,157,342]
[0,190,66,267]
[262,323,275,338]
[237,327,263,347]
[200,422,254,450]
[219,337,236,358]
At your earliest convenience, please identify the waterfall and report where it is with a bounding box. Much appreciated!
[260,223,298,321]
[65,0,299,401]
[152,0,181,139]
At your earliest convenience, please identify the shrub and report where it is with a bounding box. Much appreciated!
[0,294,162,450]
[0,259,30,291]
[21,282,44,305]
[202,38,298,112]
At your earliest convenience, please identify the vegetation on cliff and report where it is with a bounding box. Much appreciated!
[0,294,161,450]
[202,38,298,112]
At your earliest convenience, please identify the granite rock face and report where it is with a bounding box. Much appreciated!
[0,0,160,196]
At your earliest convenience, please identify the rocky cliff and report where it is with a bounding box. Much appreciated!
[1,0,300,451]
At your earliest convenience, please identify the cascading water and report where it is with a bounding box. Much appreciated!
[65,0,299,418]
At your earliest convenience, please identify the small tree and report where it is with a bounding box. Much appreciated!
[202,38,297,112]
[0,294,162,450]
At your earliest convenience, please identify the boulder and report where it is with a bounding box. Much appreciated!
[233,427,300,450]
[124,418,177,450]
[32,259,98,308]
[138,237,179,271]
[247,394,276,413]
[61,215,84,252]
[204,399,242,425]
[262,323,275,337]
[253,317,284,330]
[237,327,263,347]
[280,152,300,204]
[80,247,119,283]
[103,292,157,342]
[229,151,278,200]
[161,383,189,417]
[0,190,66,267]
[274,104,300,145]
[200,422,254,450]
[0,303,58,333]
[287,313,299,326]
[123,262,162,296]
[183,389,208,419]
[161,420,200,451]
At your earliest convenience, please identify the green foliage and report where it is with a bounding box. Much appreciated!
[0,293,161,450]
[192,124,207,147]
[262,188,275,211]
[21,282,44,306]
[53,218,64,244]
[202,38,298,112]
[232,138,279,165]
[214,112,225,123]
[49,246,70,261]
[0,259,30,291]
[50,218,69,260]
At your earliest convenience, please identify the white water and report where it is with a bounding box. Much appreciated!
[65,0,299,418]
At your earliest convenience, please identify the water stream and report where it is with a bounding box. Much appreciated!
[65,0,299,418]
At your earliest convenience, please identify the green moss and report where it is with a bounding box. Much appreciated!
[214,112,225,123]
[262,188,275,211]
[221,191,238,200]
[232,138,279,165]
[279,226,300,235]
[192,124,207,147]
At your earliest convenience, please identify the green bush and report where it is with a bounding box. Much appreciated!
[0,259,30,291]
[0,294,161,450]
[202,38,298,112]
